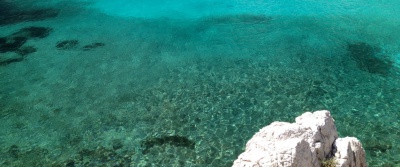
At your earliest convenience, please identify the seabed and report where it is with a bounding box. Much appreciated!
[1,0,400,166]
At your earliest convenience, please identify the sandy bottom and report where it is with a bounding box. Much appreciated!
[1,1,400,166]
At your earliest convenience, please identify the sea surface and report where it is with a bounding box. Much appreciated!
[1,0,400,166]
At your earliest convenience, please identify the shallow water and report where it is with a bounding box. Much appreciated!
[1,0,400,166]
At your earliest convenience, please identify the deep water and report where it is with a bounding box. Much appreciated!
[1,0,400,166]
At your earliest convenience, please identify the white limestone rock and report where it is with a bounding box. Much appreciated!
[335,137,367,167]
[232,110,367,167]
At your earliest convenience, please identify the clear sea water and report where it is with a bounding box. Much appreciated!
[1,0,400,166]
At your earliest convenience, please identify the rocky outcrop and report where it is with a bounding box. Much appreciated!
[232,110,367,167]
[335,137,367,167]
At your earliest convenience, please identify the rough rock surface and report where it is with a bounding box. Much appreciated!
[232,110,367,167]
[335,137,367,167]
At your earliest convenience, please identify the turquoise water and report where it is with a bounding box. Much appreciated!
[1,0,400,166]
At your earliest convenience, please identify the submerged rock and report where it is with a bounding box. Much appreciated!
[0,54,24,66]
[0,1,58,26]
[0,26,52,53]
[82,42,105,51]
[141,135,195,154]
[202,14,273,25]
[55,40,106,51]
[7,145,20,159]
[56,40,79,50]
[12,26,52,38]
[347,42,392,75]
[15,46,37,56]
[0,36,27,53]
[0,26,51,65]
[232,110,367,167]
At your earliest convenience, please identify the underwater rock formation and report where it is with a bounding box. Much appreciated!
[55,40,105,51]
[82,42,106,51]
[56,40,79,50]
[0,0,58,26]
[0,26,52,65]
[347,42,392,75]
[12,26,52,38]
[202,14,273,25]
[141,135,195,154]
[0,26,52,53]
[0,55,24,66]
[0,36,27,53]
[15,46,37,56]
[232,110,367,167]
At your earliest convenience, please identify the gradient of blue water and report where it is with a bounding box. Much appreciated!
[90,0,400,19]
[85,1,400,166]
[1,0,400,166]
